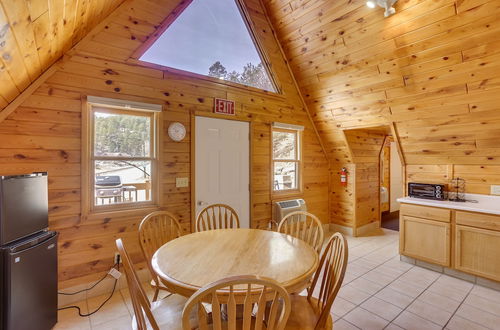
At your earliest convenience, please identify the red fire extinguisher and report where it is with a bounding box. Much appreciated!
[340,167,348,186]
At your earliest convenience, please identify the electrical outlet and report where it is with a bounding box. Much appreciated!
[491,185,500,195]
[114,252,121,264]
[176,177,189,188]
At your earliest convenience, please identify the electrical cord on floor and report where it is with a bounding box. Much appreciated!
[57,262,120,317]
[57,263,118,296]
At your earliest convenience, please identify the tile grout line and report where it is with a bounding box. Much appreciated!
[460,291,500,318]
[331,233,401,327]
[341,254,397,287]
[339,244,468,330]
[340,318,362,329]
[344,236,401,277]
[341,233,490,330]
[381,274,444,330]
[442,285,486,330]
[337,250,419,327]
[345,231,399,254]
[85,282,138,329]
[340,240,405,295]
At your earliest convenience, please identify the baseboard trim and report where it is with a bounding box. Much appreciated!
[328,223,354,236]
[355,221,380,236]
[400,255,500,291]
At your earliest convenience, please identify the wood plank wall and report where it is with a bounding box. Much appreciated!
[406,164,500,195]
[380,138,391,213]
[265,0,500,229]
[344,128,387,230]
[0,0,329,288]
[0,0,124,111]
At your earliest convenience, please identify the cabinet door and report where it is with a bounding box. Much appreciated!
[455,225,500,282]
[400,216,450,266]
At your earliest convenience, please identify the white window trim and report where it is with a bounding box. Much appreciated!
[87,96,162,112]
[271,125,303,196]
[82,97,161,215]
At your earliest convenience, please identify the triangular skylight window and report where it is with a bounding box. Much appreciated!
[139,0,276,92]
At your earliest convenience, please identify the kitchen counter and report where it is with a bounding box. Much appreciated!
[397,193,500,215]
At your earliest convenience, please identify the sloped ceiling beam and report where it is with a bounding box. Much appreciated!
[0,0,125,115]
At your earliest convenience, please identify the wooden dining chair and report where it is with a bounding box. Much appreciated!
[195,203,240,232]
[277,211,324,253]
[116,238,197,330]
[285,232,348,330]
[139,211,182,301]
[182,275,291,330]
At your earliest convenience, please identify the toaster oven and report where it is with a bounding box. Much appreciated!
[408,182,445,200]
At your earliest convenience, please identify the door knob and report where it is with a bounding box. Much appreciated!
[197,201,208,206]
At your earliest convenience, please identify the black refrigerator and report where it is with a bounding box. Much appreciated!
[0,173,58,330]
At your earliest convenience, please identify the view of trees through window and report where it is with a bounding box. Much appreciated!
[139,0,277,92]
[93,111,154,206]
[272,130,299,191]
[94,112,150,158]
[208,61,274,91]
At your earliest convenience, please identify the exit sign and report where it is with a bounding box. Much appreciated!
[214,98,235,115]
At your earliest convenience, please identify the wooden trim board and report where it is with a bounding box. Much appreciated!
[0,63,60,124]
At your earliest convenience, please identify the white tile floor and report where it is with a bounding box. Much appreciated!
[55,228,500,329]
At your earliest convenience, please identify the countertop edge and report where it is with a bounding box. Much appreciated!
[397,197,500,216]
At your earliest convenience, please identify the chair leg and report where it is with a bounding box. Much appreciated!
[152,287,160,302]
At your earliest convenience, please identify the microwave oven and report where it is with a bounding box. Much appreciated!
[408,182,445,200]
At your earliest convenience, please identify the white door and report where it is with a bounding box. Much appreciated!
[195,116,250,228]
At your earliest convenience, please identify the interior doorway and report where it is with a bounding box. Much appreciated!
[343,125,404,235]
[380,135,404,231]
[194,116,250,228]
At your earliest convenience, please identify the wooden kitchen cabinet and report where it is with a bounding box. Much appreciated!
[400,203,500,282]
[455,224,500,282]
[456,211,500,231]
[400,203,451,222]
[400,215,450,266]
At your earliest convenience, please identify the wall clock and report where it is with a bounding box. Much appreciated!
[168,122,186,142]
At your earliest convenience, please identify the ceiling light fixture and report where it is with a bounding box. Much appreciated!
[366,0,397,17]
[366,1,376,8]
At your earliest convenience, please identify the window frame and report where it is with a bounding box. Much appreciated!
[130,0,281,95]
[82,100,161,215]
[271,127,303,196]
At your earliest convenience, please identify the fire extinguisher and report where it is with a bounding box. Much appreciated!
[340,167,348,186]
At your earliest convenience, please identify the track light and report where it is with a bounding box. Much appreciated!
[366,0,397,17]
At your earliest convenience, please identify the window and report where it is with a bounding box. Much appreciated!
[85,97,160,211]
[272,124,302,193]
[138,0,276,92]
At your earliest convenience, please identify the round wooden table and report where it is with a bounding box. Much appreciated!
[152,228,319,298]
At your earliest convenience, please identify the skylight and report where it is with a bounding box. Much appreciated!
[139,0,276,92]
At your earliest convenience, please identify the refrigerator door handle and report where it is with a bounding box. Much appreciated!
[8,231,56,253]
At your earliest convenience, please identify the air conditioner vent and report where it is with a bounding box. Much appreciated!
[273,199,307,223]
[277,200,299,208]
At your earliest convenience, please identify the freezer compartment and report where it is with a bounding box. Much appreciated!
[1,231,58,330]
[0,173,49,245]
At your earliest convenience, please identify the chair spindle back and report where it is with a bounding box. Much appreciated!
[116,238,159,330]
[182,275,291,330]
[277,211,324,253]
[195,204,240,232]
[308,232,348,329]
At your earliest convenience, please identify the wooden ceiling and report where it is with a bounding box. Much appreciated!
[1,0,499,167]
[265,0,500,165]
[0,0,123,109]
